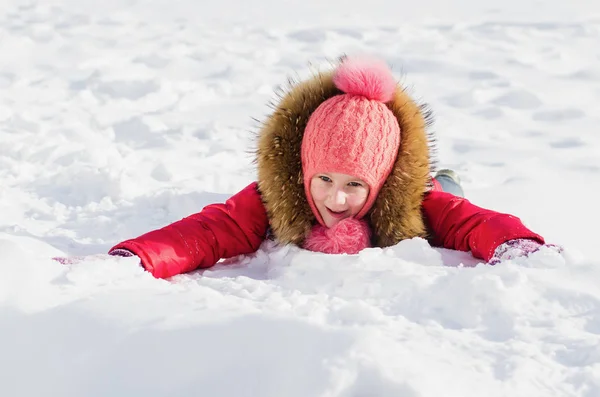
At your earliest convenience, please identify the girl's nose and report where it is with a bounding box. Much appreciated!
[331,189,346,206]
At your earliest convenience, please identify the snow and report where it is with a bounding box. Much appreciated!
[1,0,600,395]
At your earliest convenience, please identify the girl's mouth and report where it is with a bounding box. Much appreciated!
[326,207,347,219]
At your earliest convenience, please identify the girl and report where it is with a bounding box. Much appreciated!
[100,56,553,278]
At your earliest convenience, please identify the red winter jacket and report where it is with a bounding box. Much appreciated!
[111,182,544,278]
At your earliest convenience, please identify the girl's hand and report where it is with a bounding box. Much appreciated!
[489,239,563,265]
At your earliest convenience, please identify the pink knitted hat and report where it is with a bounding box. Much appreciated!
[301,56,401,226]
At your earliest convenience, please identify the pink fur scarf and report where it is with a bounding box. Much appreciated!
[303,218,372,254]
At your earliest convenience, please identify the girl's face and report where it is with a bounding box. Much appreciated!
[309,172,370,228]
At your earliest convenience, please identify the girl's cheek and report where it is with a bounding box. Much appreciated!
[310,182,329,202]
[347,191,369,208]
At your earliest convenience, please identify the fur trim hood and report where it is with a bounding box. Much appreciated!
[255,56,436,248]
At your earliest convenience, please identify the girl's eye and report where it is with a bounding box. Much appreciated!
[319,176,332,182]
[348,182,363,187]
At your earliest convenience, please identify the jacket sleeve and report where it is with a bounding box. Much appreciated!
[422,190,545,262]
[109,182,269,278]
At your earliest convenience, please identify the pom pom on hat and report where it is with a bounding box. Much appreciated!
[303,218,372,254]
[333,56,397,102]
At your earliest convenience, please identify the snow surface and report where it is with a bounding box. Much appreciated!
[1,0,600,396]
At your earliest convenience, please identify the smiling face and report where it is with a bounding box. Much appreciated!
[309,172,370,228]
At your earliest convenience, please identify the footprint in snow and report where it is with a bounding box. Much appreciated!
[287,29,327,43]
[473,107,504,119]
[444,92,477,108]
[332,28,363,39]
[133,54,170,69]
[491,90,542,110]
[112,118,168,149]
[523,130,546,138]
[532,108,585,122]
[549,138,585,149]
[94,80,160,100]
[565,69,600,80]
